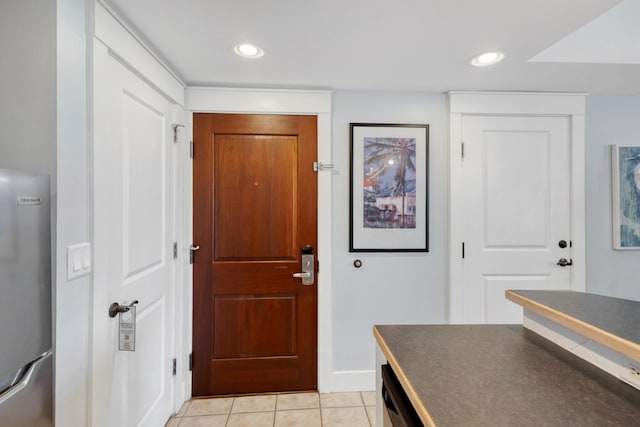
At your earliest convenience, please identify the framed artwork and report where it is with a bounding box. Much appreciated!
[349,123,429,252]
[611,144,640,250]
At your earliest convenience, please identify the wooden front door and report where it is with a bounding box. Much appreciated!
[192,113,318,395]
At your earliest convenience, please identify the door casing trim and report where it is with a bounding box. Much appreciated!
[447,91,586,324]
[184,87,333,392]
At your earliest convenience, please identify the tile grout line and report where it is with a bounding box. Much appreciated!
[362,391,374,427]
[359,391,369,427]
[224,397,233,427]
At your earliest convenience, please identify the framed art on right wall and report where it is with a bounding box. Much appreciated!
[611,145,640,249]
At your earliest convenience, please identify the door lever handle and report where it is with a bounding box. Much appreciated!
[109,300,139,318]
[292,272,311,278]
[557,258,573,267]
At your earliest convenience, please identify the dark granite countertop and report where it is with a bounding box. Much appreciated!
[374,324,640,427]
[506,290,640,361]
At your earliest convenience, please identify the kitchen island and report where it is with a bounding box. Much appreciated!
[374,291,640,426]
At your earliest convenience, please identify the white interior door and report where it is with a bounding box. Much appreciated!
[91,39,175,427]
[460,115,572,323]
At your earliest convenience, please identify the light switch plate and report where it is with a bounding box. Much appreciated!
[67,243,91,280]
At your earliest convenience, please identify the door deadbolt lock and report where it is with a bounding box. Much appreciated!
[292,245,314,285]
[109,300,139,318]
[558,240,572,249]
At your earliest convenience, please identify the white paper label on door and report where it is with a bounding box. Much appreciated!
[119,307,136,351]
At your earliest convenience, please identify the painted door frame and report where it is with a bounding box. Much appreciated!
[447,91,586,324]
[184,87,333,392]
[173,104,192,410]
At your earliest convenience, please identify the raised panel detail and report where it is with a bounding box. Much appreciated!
[484,131,549,248]
[123,91,165,280]
[213,295,296,358]
[483,275,548,323]
[214,135,297,261]
[125,298,165,425]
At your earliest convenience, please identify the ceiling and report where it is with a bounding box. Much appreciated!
[101,0,640,94]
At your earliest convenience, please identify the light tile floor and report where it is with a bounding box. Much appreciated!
[165,391,376,427]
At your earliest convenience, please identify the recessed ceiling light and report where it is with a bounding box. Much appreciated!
[234,43,264,59]
[471,51,505,67]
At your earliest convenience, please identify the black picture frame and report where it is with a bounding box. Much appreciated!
[349,123,429,252]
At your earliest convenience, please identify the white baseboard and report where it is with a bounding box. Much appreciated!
[330,370,376,392]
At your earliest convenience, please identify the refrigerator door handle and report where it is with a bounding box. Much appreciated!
[0,350,52,405]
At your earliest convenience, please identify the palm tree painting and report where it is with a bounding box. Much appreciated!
[363,137,417,228]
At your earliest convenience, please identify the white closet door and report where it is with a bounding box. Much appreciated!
[460,115,572,323]
[91,39,176,427]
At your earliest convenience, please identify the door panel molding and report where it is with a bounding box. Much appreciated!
[212,295,297,358]
[448,92,586,324]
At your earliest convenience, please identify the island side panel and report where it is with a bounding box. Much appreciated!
[375,342,386,427]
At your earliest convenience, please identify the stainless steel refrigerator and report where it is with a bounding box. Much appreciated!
[0,169,53,426]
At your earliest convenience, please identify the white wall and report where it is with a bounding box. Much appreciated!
[0,0,56,177]
[331,91,448,379]
[56,0,91,426]
[585,95,640,301]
